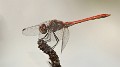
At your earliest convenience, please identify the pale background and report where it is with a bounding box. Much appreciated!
[0,0,120,67]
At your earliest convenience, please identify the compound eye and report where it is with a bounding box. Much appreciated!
[39,24,47,34]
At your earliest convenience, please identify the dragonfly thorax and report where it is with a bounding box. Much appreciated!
[48,20,64,32]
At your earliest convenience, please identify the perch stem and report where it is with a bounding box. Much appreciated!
[38,39,61,67]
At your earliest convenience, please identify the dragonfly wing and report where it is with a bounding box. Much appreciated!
[61,27,69,53]
[22,25,41,36]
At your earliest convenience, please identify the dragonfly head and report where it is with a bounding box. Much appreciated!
[39,24,47,34]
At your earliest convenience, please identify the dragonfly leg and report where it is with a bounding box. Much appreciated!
[42,33,48,39]
[42,33,51,42]
[52,32,59,49]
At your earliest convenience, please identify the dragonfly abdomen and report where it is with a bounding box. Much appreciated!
[64,14,111,27]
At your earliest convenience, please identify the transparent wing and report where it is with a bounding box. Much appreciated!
[22,25,41,36]
[61,27,69,53]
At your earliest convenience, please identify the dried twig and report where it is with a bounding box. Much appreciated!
[38,39,61,67]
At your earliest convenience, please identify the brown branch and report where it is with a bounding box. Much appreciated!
[37,39,61,67]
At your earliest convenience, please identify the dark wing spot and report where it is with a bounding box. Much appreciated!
[22,28,26,31]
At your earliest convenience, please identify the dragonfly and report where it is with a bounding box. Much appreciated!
[22,14,110,52]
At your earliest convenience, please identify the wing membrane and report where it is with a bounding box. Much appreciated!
[61,28,69,52]
[22,25,40,36]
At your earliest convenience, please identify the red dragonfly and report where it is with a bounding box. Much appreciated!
[22,14,110,52]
